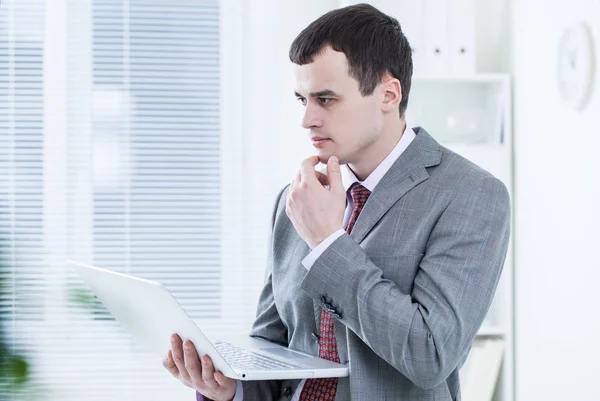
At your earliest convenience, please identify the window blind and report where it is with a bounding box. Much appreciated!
[0,0,46,399]
[1,0,244,400]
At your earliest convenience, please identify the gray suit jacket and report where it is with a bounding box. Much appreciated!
[242,127,511,400]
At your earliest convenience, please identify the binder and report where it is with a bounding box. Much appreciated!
[448,0,477,74]
[422,0,450,75]
[397,0,425,76]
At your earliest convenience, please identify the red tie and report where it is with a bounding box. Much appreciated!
[299,182,371,401]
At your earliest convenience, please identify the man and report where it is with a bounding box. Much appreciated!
[163,4,511,401]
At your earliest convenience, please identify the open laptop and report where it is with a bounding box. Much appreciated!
[67,260,349,381]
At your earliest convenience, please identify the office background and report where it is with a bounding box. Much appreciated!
[1,0,599,400]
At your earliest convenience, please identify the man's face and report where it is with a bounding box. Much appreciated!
[294,46,383,166]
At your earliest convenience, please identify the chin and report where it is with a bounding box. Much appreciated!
[316,154,329,164]
[316,152,345,165]
[315,150,334,164]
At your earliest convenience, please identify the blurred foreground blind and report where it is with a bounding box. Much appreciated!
[0,0,46,398]
[2,0,222,400]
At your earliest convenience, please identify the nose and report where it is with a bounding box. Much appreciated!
[301,103,323,130]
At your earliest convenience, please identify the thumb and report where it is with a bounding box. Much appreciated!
[327,156,342,192]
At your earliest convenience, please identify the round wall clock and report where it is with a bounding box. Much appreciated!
[557,21,595,110]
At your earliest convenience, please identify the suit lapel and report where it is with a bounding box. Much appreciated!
[349,127,442,244]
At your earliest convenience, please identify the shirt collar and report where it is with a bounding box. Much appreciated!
[341,120,417,192]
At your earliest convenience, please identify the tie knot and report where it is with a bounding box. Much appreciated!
[349,182,371,207]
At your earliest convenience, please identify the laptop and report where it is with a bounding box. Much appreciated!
[67,260,349,381]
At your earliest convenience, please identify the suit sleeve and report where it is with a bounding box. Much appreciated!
[300,174,511,390]
[241,185,301,400]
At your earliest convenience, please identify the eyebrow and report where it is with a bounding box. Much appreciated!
[294,89,339,98]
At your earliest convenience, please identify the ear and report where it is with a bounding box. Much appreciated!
[381,77,402,114]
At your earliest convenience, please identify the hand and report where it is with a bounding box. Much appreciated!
[163,334,237,401]
[286,155,346,249]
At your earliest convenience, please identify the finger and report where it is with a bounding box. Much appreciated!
[200,355,219,389]
[183,341,204,387]
[299,156,320,184]
[294,170,301,187]
[214,371,229,387]
[315,171,330,187]
[326,156,343,193]
[162,349,179,378]
[171,334,191,383]
[288,171,300,205]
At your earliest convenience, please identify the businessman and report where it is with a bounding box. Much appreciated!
[163,4,511,400]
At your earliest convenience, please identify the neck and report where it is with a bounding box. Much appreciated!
[348,117,407,181]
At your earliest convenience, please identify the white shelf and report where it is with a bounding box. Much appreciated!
[407,76,510,147]
[477,326,507,337]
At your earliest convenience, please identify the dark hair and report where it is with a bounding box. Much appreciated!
[289,3,413,118]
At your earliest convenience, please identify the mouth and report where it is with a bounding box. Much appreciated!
[310,137,331,148]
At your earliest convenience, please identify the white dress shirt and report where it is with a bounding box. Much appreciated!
[231,122,416,401]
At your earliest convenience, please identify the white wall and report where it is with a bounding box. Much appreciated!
[511,1,600,400]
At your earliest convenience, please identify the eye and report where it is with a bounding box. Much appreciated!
[319,97,333,105]
[296,97,307,106]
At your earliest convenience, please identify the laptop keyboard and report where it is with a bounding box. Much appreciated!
[214,340,301,370]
